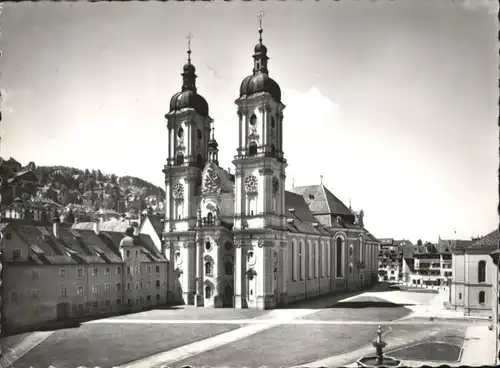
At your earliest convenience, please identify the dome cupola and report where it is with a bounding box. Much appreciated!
[239,10,282,102]
[168,34,210,118]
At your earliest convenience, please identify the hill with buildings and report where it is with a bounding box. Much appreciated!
[0,157,165,219]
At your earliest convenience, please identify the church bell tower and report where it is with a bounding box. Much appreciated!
[163,35,213,305]
[232,11,288,310]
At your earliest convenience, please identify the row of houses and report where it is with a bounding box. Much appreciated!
[1,214,168,334]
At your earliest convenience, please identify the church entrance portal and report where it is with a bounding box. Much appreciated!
[223,284,234,308]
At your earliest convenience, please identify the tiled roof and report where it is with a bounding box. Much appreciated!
[3,221,166,265]
[288,184,352,216]
[145,214,163,239]
[474,230,500,247]
[284,191,323,235]
[404,258,415,272]
[72,220,129,233]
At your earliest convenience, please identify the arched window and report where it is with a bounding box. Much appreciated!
[225,262,233,275]
[207,212,213,225]
[248,142,258,156]
[176,154,184,166]
[478,261,486,283]
[358,237,363,263]
[205,285,212,299]
[291,240,297,281]
[308,240,314,279]
[479,291,485,304]
[336,237,344,278]
[205,262,212,276]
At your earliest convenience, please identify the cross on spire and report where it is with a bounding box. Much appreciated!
[257,9,264,43]
[320,175,323,185]
[186,33,193,63]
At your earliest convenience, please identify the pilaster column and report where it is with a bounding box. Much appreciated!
[195,234,204,307]
[183,176,193,218]
[259,104,266,149]
[281,241,288,298]
[237,109,243,153]
[166,241,176,303]
[234,240,247,308]
[168,126,173,161]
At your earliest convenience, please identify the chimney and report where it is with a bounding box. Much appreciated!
[93,218,99,235]
[131,221,139,236]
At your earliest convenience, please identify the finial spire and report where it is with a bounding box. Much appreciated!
[320,175,323,185]
[210,124,215,141]
[257,9,264,43]
[186,33,193,63]
[349,197,352,210]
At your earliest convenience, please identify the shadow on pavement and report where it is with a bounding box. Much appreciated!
[330,300,415,309]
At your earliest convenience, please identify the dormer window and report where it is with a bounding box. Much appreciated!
[309,194,315,200]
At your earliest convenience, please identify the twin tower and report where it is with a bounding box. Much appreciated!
[162,16,290,310]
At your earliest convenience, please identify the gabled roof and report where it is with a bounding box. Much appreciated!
[474,230,500,247]
[145,214,163,239]
[288,184,352,217]
[2,221,166,265]
[284,191,324,235]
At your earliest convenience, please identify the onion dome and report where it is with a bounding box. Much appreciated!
[168,36,210,118]
[239,17,281,102]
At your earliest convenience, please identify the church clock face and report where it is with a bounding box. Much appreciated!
[244,175,258,195]
[172,183,184,201]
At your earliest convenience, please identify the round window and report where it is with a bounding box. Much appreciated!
[177,128,184,138]
[205,241,212,251]
[250,114,257,126]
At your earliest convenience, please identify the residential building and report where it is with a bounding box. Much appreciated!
[162,22,380,310]
[377,238,414,282]
[1,216,168,333]
[450,234,496,316]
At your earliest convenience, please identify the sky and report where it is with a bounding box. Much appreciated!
[1,0,498,242]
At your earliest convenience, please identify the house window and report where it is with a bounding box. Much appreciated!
[248,142,258,156]
[117,283,121,291]
[91,301,98,309]
[116,267,121,275]
[59,285,67,297]
[59,268,67,280]
[127,298,132,305]
[105,300,111,307]
[205,286,212,298]
[147,295,151,301]
[205,262,213,276]
[147,265,152,273]
[77,286,84,296]
[291,240,297,281]
[299,240,305,280]
[76,268,84,278]
[156,294,160,301]
[30,289,40,299]
[12,249,21,260]
[478,261,486,283]
[358,237,363,263]
[349,244,354,257]
[308,241,314,279]
[104,283,112,292]
[314,241,319,278]
[135,266,140,274]
[127,266,132,275]
[336,237,344,278]
[156,280,161,288]
[105,268,110,276]
[156,265,160,273]
[225,262,234,275]
[126,250,130,258]
[92,267,98,276]
[116,299,122,305]
[127,283,131,291]
[30,268,40,280]
[479,291,486,304]
[9,291,19,304]
[92,285,99,294]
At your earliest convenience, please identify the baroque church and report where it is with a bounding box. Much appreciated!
[162,19,380,310]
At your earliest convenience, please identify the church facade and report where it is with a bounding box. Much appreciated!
[162,25,380,310]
